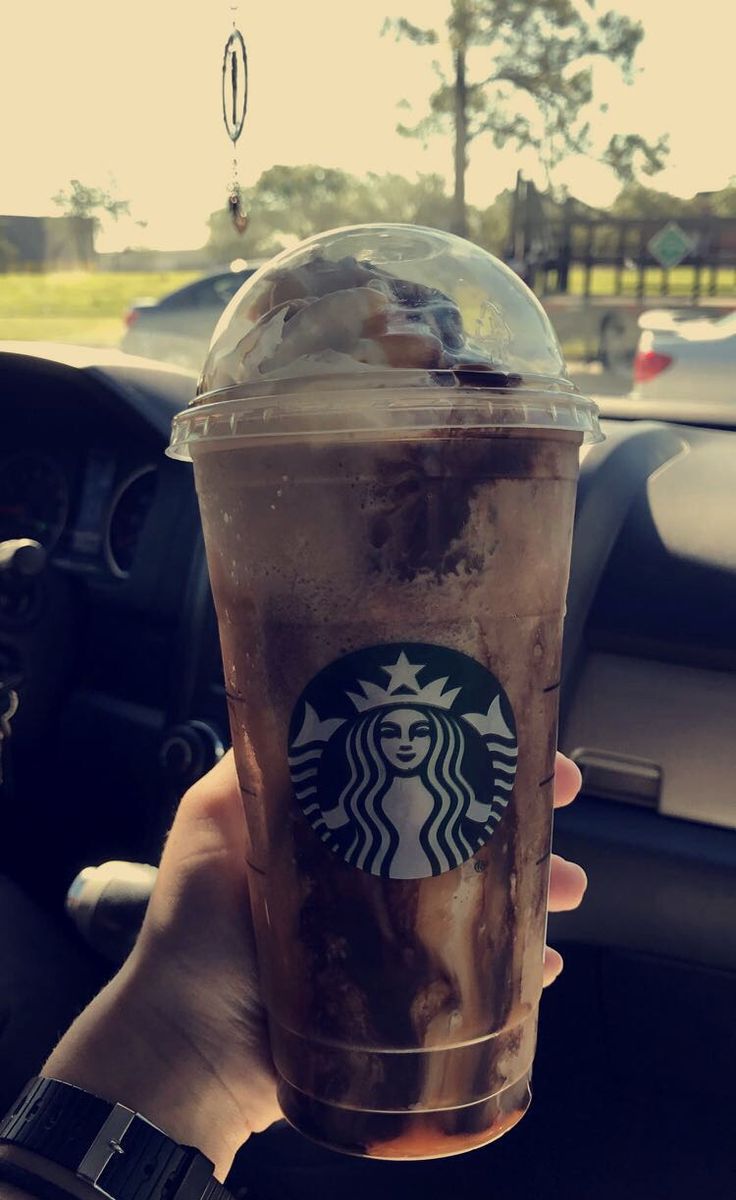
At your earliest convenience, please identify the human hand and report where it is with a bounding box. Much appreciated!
[544,752,587,984]
[44,750,585,1177]
[44,751,279,1178]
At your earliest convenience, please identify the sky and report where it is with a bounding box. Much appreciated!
[1,1,735,252]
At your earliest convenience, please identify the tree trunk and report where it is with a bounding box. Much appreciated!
[453,44,468,238]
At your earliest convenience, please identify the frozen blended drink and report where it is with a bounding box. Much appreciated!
[168,225,601,1160]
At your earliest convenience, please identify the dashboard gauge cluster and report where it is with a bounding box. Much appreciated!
[0,449,159,580]
[0,453,69,550]
[104,466,158,578]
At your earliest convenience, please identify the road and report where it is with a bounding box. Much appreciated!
[567,361,631,398]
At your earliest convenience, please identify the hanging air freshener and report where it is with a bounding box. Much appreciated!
[222,10,249,234]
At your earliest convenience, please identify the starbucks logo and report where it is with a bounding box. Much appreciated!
[288,643,517,880]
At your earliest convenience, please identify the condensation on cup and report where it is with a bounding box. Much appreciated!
[168,224,602,1160]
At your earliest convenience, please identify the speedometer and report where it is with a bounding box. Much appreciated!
[104,466,158,579]
[0,453,69,548]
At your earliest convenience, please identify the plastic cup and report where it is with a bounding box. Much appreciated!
[168,225,601,1160]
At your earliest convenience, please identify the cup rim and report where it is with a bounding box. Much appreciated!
[167,371,602,460]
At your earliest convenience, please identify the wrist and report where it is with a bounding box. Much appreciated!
[41,959,247,1180]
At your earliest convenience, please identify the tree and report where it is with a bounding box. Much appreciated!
[610,183,691,221]
[207,166,365,261]
[472,188,514,255]
[52,179,143,262]
[206,200,282,264]
[609,182,736,221]
[52,179,132,224]
[601,134,671,189]
[385,0,669,238]
[206,166,463,261]
[707,184,736,219]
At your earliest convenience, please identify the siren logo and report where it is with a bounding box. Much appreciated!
[288,643,518,880]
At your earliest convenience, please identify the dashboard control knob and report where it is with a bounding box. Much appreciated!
[159,720,226,787]
[66,860,157,962]
[0,539,47,577]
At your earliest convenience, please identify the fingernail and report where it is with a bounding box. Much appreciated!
[562,858,588,890]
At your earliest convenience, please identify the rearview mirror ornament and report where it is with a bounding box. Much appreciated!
[222,8,249,235]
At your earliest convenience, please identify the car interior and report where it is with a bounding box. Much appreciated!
[1,344,735,1199]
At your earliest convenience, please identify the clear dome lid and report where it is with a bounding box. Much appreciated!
[167,225,602,458]
[200,223,568,394]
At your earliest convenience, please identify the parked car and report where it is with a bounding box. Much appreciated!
[633,308,736,400]
[120,267,258,370]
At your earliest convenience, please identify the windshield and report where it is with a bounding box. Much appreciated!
[1,0,734,408]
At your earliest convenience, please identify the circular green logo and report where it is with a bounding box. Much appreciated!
[288,643,517,880]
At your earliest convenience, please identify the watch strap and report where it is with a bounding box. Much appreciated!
[0,1079,231,1200]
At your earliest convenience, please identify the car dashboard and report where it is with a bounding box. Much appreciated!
[0,348,212,892]
[2,343,736,1195]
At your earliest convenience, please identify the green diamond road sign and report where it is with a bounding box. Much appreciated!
[648,222,696,270]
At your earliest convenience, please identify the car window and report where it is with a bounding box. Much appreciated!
[157,279,219,311]
[212,272,253,306]
[1,2,733,407]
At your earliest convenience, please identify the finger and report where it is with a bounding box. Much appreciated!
[553,752,582,809]
[543,946,564,987]
[548,853,587,912]
[161,750,246,875]
[144,751,252,943]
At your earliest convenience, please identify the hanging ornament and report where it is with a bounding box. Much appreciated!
[222,10,249,234]
[228,187,249,234]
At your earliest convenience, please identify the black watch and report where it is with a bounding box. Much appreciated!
[0,1078,233,1200]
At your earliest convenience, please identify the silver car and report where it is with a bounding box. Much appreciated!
[633,309,736,401]
[120,267,256,371]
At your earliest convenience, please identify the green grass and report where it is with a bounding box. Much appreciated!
[558,338,588,362]
[548,264,736,299]
[0,270,201,346]
[2,263,734,353]
[0,317,122,346]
